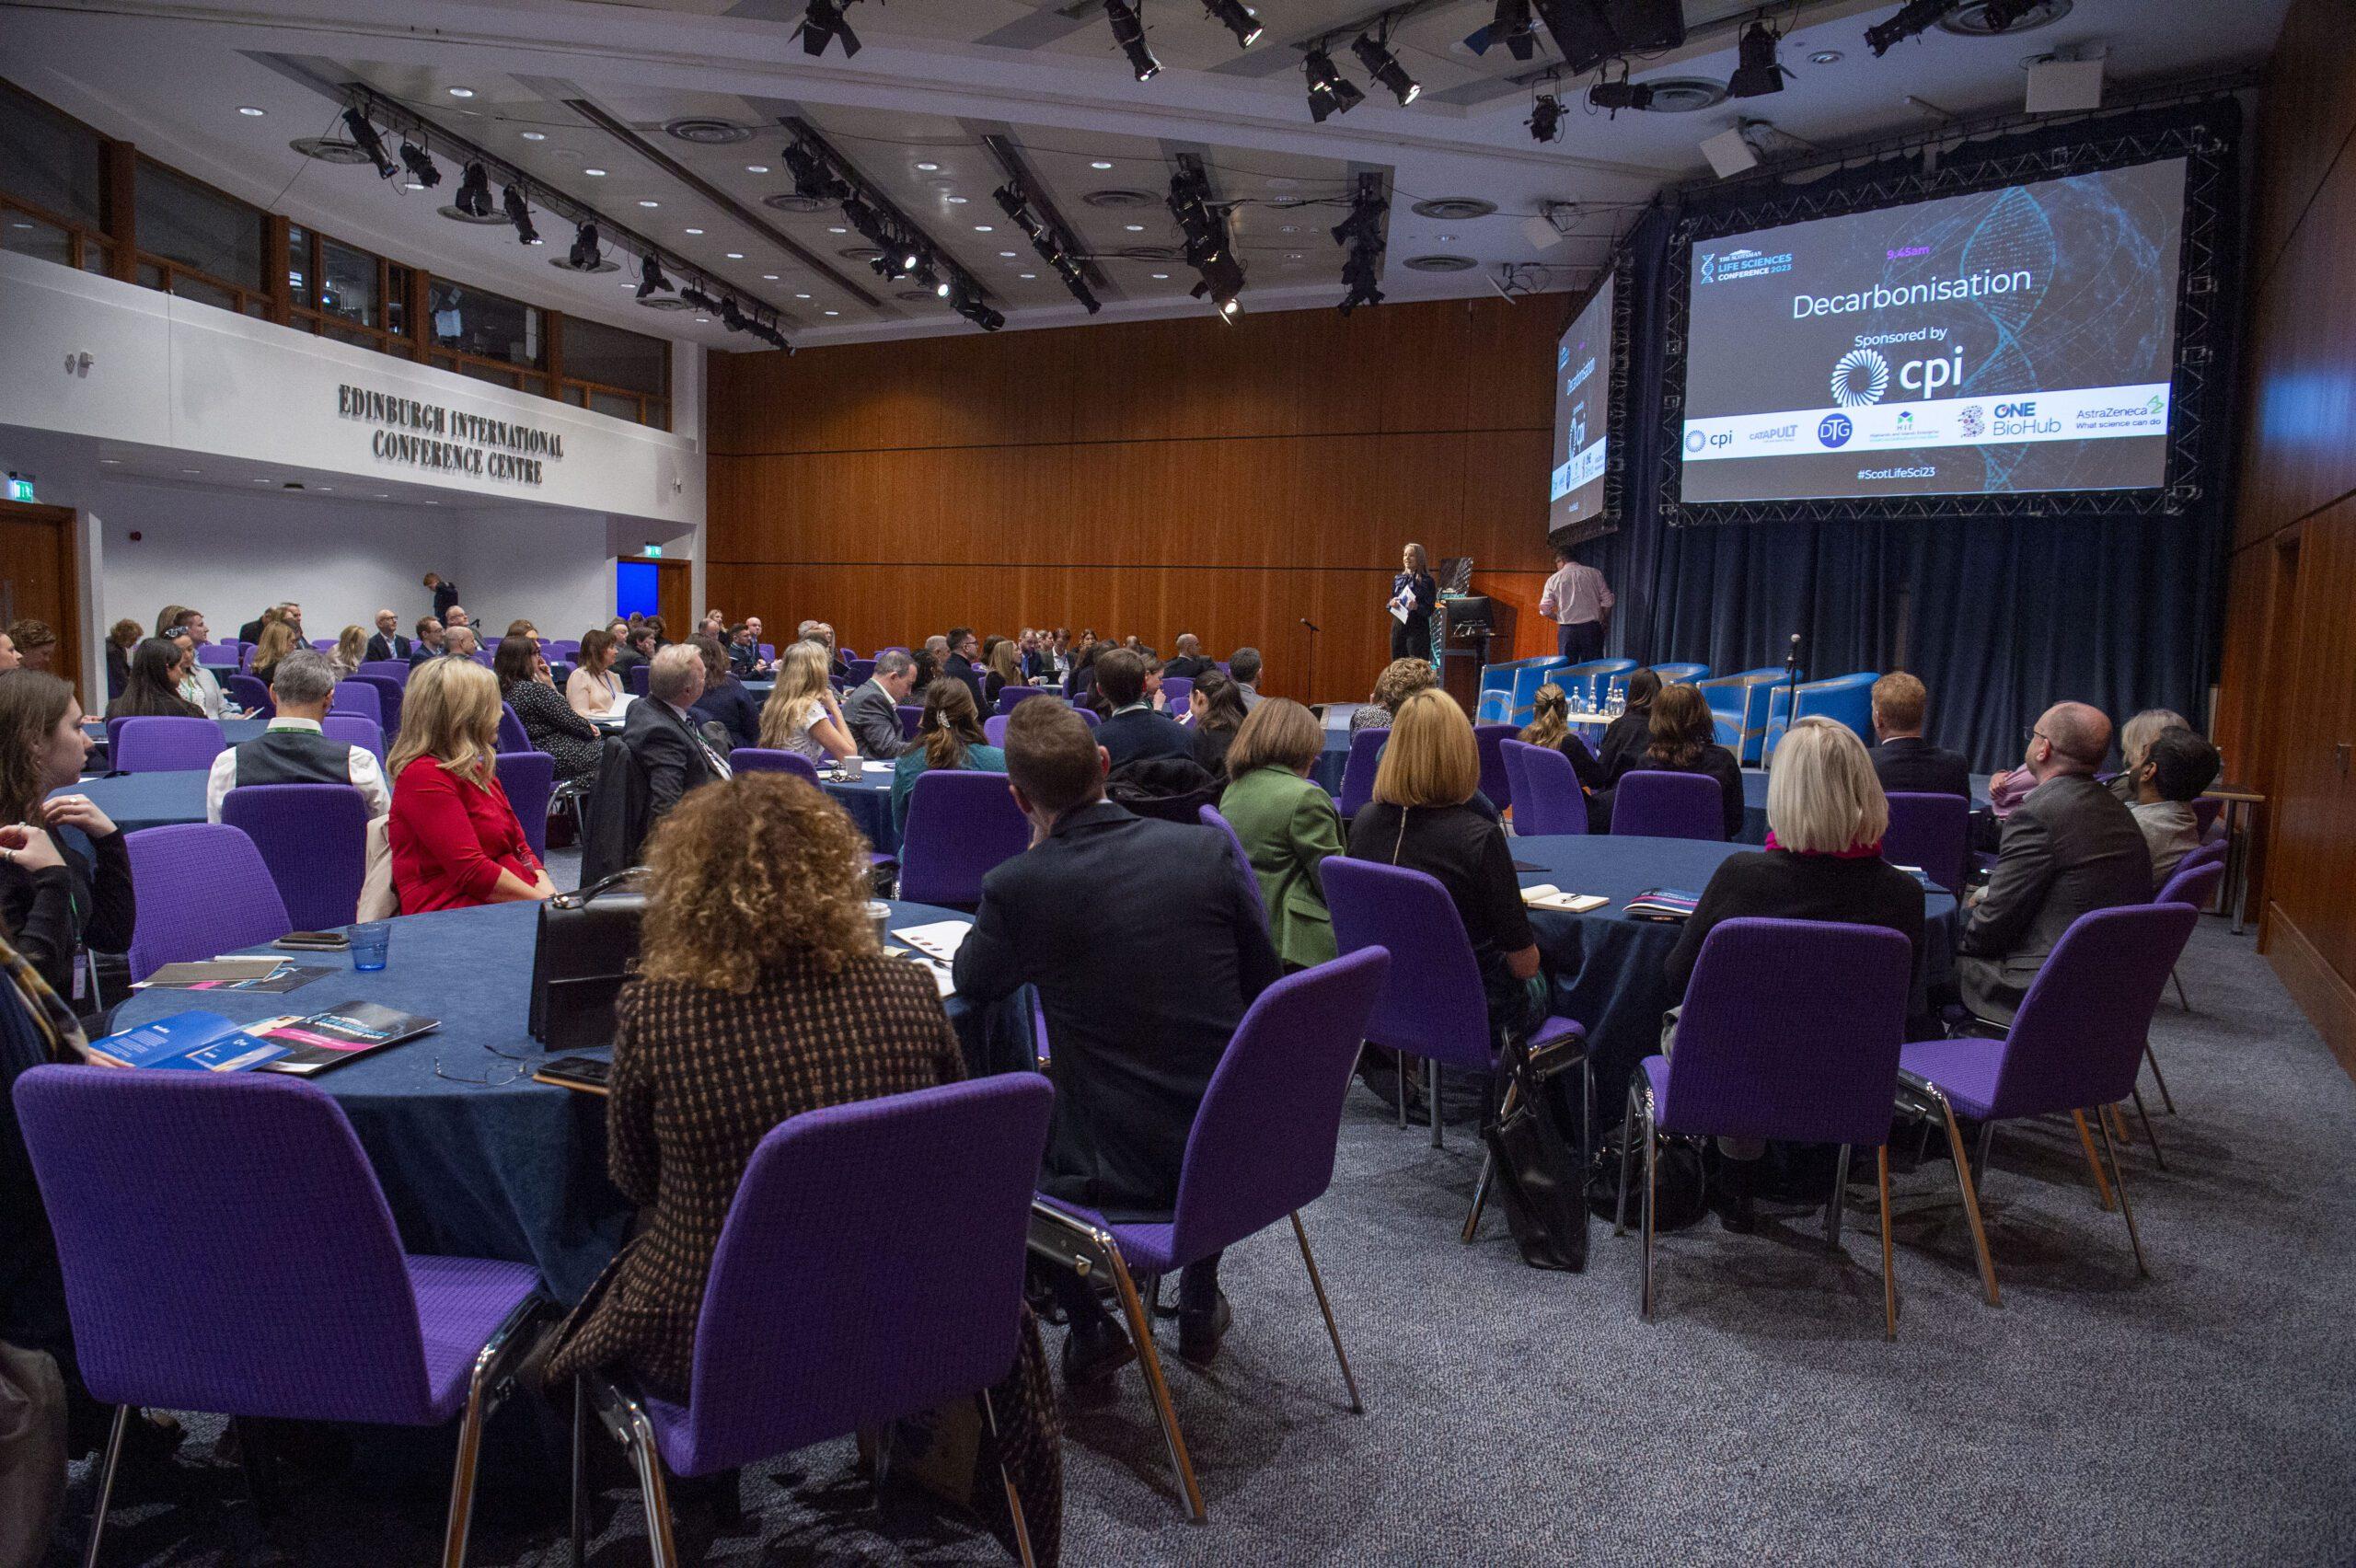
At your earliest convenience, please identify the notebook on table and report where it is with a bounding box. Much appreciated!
[88,1002,439,1076]
[134,959,336,994]
[1623,888,1703,922]
[1519,883,1610,913]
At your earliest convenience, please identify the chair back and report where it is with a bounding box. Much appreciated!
[1505,740,1586,836]
[1984,904,2199,1118]
[310,640,337,653]
[758,643,779,662]
[1335,727,1388,818]
[544,640,580,663]
[1322,858,1493,1071]
[983,715,1010,747]
[1197,805,1264,917]
[895,704,924,741]
[1645,662,1710,687]
[1165,950,1391,1263]
[13,1066,444,1423]
[1660,918,1911,1147]
[897,768,1031,906]
[352,674,405,736]
[1074,705,1101,730]
[219,785,370,929]
[627,663,651,697]
[320,713,384,762]
[123,824,293,979]
[495,750,556,859]
[195,644,240,668]
[848,658,877,685]
[355,660,410,686]
[2155,859,2224,912]
[225,674,274,719]
[1159,676,1194,713]
[1763,672,1879,759]
[994,686,1050,717]
[112,716,225,774]
[330,680,382,727]
[1882,791,1969,894]
[1695,667,1790,763]
[669,1077,1054,1475]
[1611,770,1723,840]
[496,702,531,755]
[2178,840,2225,873]
[1556,659,1637,709]
[728,748,821,783]
[1472,723,1514,814]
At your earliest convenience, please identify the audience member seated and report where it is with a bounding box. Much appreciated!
[624,645,733,824]
[444,605,474,637]
[1187,671,1248,776]
[611,623,657,680]
[1345,688,1544,1045]
[983,638,1023,707]
[891,679,1006,837]
[2108,707,2191,804]
[1590,668,1659,784]
[0,629,17,673]
[1062,639,1102,709]
[237,602,300,646]
[104,637,204,721]
[1218,697,1344,972]
[5,620,56,672]
[2128,725,2221,883]
[331,625,367,679]
[1593,683,1743,840]
[756,641,857,765]
[247,617,302,689]
[744,615,768,656]
[166,626,231,719]
[1516,683,1603,789]
[687,633,762,753]
[506,619,539,642]
[913,634,951,698]
[104,620,138,699]
[566,628,627,718]
[724,621,768,678]
[941,626,987,709]
[799,620,852,685]
[1350,657,1439,733]
[1868,671,1971,798]
[1092,648,1191,771]
[954,700,1277,1380]
[408,617,445,666]
[387,657,552,913]
[1230,646,1264,709]
[1021,628,1056,683]
[0,671,132,1010]
[205,649,390,823]
[444,626,482,660]
[1958,701,2152,1025]
[842,649,918,759]
[365,608,412,663]
[1162,633,1216,682]
[497,634,602,787]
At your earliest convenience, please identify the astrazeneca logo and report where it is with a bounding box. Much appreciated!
[1958,405,1984,437]
[1684,429,1708,453]
[1830,349,1891,408]
[1818,414,1854,448]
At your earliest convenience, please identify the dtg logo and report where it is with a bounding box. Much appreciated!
[1818,414,1854,448]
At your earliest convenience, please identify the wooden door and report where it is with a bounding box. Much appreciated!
[0,501,83,700]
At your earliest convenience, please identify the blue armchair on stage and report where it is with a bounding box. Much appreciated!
[1553,659,1638,709]
[1762,672,1880,758]
[1605,663,1711,704]
[1696,667,1795,765]
[1474,656,1569,726]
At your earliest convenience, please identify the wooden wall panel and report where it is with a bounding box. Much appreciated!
[2235,140,2356,548]
[2247,0,2356,279]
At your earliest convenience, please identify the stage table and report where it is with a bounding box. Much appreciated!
[108,897,1007,1304]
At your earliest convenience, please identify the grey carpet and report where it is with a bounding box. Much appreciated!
[45,916,2356,1565]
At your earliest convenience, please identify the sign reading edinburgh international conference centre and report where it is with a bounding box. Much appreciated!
[337,384,567,487]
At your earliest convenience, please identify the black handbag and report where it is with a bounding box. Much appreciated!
[527,868,646,1050]
[1481,1027,1591,1273]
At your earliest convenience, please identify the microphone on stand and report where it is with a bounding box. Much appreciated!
[1777,633,1803,761]
[1299,619,1322,710]
[1299,618,1321,632]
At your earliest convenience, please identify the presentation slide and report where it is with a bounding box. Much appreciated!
[1548,274,1612,530]
[1680,158,2187,503]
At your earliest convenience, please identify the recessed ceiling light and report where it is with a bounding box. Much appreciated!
[745,163,768,173]
[1439,233,1457,242]
[318,486,334,492]
[521,131,547,142]
[373,492,388,499]
[762,272,780,280]
[684,226,705,235]
[1020,272,1036,279]
[1809,48,1844,63]
[725,250,745,259]
[252,477,268,483]
[795,292,813,299]
[237,106,266,117]
[974,225,993,232]
[583,167,606,177]
[1280,225,1297,233]
[403,179,424,190]
[999,250,1017,257]
[1150,271,1170,279]
[695,316,710,323]
[446,86,475,98]
[425,500,439,506]
[916,161,941,171]
[824,309,840,316]
[100,458,120,465]
[827,225,848,234]
[945,196,969,204]
[619,281,634,288]
[1124,224,1145,232]
[639,200,659,208]
[1091,160,1114,169]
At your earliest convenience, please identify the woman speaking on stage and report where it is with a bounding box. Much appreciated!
[1388,542,1438,662]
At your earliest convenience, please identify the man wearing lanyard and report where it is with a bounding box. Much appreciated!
[1538,543,1613,664]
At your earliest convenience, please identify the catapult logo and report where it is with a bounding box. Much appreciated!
[1830,348,1891,408]
[1817,414,1854,449]
[1746,422,1799,444]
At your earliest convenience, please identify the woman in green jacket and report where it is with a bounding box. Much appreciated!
[1216,697,1345,971]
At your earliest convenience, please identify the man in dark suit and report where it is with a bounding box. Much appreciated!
[364,608,412,664]
[407,617,445,666]
[842,649,917,758]
[424,572,460,623]
[1956,701,2152,1024]
[1161,633,1215,682]
[941,626,987,709]
[1091,648,1191,771]
[621,645,731,821]
[1867,671,1972,799]
[955,699,1278,1382]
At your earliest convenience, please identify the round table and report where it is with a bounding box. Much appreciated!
[108,896,1000,1303]
[1507,834,1958,1113]
[52,770,211,833]
[1735,768,1992,846]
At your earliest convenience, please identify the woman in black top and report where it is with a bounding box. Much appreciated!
[1588,668,1660,783]
[0,673,133,1011]
[1388,542,1438,663]
[1594,682,1744,840]
[493,634,602,785]
[686,634,764,753]
[1188,671,1249,776]
[104,619,141,700]
[104,637,205,721]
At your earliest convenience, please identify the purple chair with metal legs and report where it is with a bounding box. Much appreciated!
[1502,740,1587,836]
[494,750,556,860]
[627,663,651,698]
[1334,728,1388,818]
[14,1066,542,1568]
[574,1077,1054,1566]
[355,659,411,686]
[220,784,371,930]
[1031,949,1391,1522]
[122,824,292,981]
[110,716,225,774]
[727,748,820,783]
[1472,722,1515,815]
[1610,770,1725,840]
[1615,919,1916,1337]
[1196,804,1264,917]
[1322,858,1586,1228]
[1882,791,1970,894]
[897,768,1031,907]
[1897,902,2200,1297]
[2142,858,2227,1113]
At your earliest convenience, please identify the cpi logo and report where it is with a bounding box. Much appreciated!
[1831,349,1890,408]
[1818,414,1854,448]
[1684,429,1707,453]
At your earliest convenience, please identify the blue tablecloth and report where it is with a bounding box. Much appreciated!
[52,770,209,832]
[108,896,997,1303]
[823,768,900,855]
[1736,768,1992,845]
[1507,834,1958,1114]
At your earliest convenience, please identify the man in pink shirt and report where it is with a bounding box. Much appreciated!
[1537,543,1614,663]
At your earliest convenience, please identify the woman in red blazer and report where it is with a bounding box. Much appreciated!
[387,657,553,912]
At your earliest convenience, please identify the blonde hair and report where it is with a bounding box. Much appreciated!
[1372,688,1480,809]
[335,625,367,668]
[1226,696,1322,777]
[1519,684,1570,750]
[1403,542,1428,572]
[756,640,833,748]
[1765,717,1888,854]
[250,618,301,672]
[1369,657,1438,713]
[387,655,502,790]
[2119,708,2189,771]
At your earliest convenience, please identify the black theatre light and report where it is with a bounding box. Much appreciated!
[1865,0,1963,55]
[566,223,603,271]
[501,182,539,244]
[1203,0,1262,48]
[341,108,398,179]
[1527,92,1565,142]
[1490,0,1540,62]
[637,254,672,298]
[1350,30,1421,106]
[398,140,442,190]
[1587,76,1654,114]
[783,141,850,202]
[1727,21,1790,98]
[454,161,493,217]
[799,0,863,58]
[1303,46,1365,122]
[1104,0,1161,81]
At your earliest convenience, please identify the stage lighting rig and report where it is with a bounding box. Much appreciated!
[1303,45,1366,122]
[564,223,603,271]
[1104,0,1162,81]
[1528,91,1565,142]
[398,140,442,190]
[995,182,1103,314]
[1490,0,1540,62]
[1351,28,1421,105]
[1204,0,1262,48]
[1727,20,1790,98]
[1587,64,1655,117]
[1332,176,1387,316]
[1170,163,1244,320]
[501,182,539,245]
[783,140,851,202]
[797,0,863,58]
[1865,0,1964,55]
[453,161,493,217]
[637,254,673,299]
[341,109,397,179]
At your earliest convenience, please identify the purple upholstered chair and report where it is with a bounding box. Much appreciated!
[220,785,370,931]
[1610,770,1724,840]
[895,703,924,742]
[1158,676,1194,713]
[983,715,1011,747]
[1882,791,1969,894]
[110,716,225,774]
[1898,902,2200,1296]
[355,659,411,686]
[330,680,383,728]
[322,713,384,762]
[1197,804,1264,918]
[123,824,292,980]
[1617,918,1914,1336]
[225,673,274,719]
[1503,739,1587,836]
[1031,949,1391,1521]
[1335,728,1388,818]
[496,702,531,755]
[995,686,1052,717]
[2144,858,2228,1110]
[898,768,1030,907]
[310,639,337,653]
[15,1066,542,1568]
[352,673,406,739]
[727,747,820,783]
[495,750,556,859]
[627,663,651,698]
[574,1077,1053,1565]
[195,643,240,668]
[1473,723,1515,815]
[848,658,877,685]
[1074,705,1100,730]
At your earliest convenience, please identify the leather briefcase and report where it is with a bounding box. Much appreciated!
[527,868,646,1050]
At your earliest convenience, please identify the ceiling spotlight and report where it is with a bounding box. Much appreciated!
[237,105,267,117]
[1489,0,1539,61]
[1728,21,1790,98]
[1528,92,1565,142]
[398,140,442,189]
[799,0,864,58]
[1203,0,1262,48]
[1588,75,1656,116]
[501,182,538,245]
[1104,0,1161,81]
[521,131,548,141]
[1303,46,1366,122]
[721,296,746,330]
[637,254,673,299]
[341,108,397,179]
[783,140,850,202]
[1350,30,1420,106]
[454,161,493,218]
[446,86,476,98]
[1865,0,1965,55]
[567,223,603,271]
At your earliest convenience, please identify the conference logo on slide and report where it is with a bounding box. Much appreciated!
[1830,349,1891,408]
[1817,414,1854,448]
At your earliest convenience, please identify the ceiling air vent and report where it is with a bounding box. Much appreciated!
[1938,0,2071,34]
[840,247,885,262]
[1082,189,1160,208]
[1403,254,1478,272]
[664,118,754,145]
[291,137,371,164]
[1411,198,1495,221]
[1643,77,1730,112]
[763,192,832,214]
[637,296,698,310]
